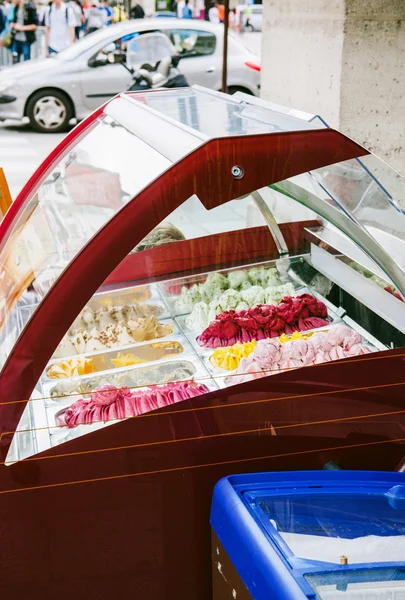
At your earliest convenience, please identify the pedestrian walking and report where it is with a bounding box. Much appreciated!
[216,0,224,23]
[85,1,103,33]
[0,0,15,51]
[228,7,236,30]
[129,1,144,19]
[70,0,84,39]
[0,2,7,33]
[45,0,75,54]
[10,0,38,63]
[181,0,192,19]
[112,0,126,22]
[99,0,112,25]
[176,0,183,17]
[244,3,252,31]
[208,0,218,23]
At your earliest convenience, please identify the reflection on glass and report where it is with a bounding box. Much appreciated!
[311,156,405,269]
[255,493,405,564]
[306,569,405,599]
[0,115,170,367]
[139,87,321,138]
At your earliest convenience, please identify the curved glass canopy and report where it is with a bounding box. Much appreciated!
[1,86,405,464]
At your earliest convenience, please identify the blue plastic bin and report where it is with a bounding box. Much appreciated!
[210,471,405,599]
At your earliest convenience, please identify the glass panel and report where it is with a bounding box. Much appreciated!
[311,155,405,270]
[306,569,405,600]
[168,29,216,57]
[271,174,405,300]
[10,179,396,463]
[0,113,170,369]
[126,32,176,69]
[253,493,405,564]
[130,87,324,137]
[54,27,115,61]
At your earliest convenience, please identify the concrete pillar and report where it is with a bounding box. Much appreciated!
[261,0,405,174]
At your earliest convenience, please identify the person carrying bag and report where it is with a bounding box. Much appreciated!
[10,0,38,63]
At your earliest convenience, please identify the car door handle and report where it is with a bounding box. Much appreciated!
[206,66,216,73]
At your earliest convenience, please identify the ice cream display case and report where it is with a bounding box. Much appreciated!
[2,86,405,597]
[211,470,405,600]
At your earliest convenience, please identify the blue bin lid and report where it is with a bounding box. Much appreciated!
[210,471,405,600]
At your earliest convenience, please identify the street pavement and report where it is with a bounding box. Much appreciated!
[0,32,261,200]
[0,123,65,199]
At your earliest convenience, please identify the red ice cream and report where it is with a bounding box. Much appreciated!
[197,294,329,348]
[57,381,209,427]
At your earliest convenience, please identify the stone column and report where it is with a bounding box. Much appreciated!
[261,0,405,174]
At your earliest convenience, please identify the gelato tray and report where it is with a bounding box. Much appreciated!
[175,281,298,333]
[158,262,292,317]
[87,283,152,310]
[45,338,186,381]
[46,376,219,441]
[68,284,169,336]
[224,323,378,386]
[53,317,177,359]
[45,357,210,405]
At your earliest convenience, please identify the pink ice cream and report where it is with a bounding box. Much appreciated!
[227,356,266,385]
[226,324,376,385]
[253,339,282,370]
[56,380,210,427]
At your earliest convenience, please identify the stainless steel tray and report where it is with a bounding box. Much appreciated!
[68,285,170,336]
[46,375,219,441]
[158,260,286,317]
[44,334,189,383]
[88,283,155,310]
[173,285,317,335]
[45,354,210,406]
[53,317,178,360]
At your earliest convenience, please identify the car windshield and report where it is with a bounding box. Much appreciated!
[54,27,119,61]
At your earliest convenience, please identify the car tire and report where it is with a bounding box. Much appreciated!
[26,89,73,133]
[227,86,253,96]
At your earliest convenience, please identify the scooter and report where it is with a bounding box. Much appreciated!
[127,55,189,91]
[107,32,189,91]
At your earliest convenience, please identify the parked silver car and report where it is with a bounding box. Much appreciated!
[0,19,260,133]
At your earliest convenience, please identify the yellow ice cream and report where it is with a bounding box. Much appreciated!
[111,352,147,368]
[47,357,94,379]
[210,340,256,371]
[278,331,314,344]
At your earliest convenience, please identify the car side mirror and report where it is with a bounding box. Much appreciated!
[88,52,109,68]
[107,51,126,64]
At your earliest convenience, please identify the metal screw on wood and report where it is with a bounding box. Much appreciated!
[231,165,244,179]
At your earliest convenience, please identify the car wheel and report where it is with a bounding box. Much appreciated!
[26,89,73,133]
[228,86,253,96]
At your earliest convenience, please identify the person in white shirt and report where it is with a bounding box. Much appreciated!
[208,3,219,23]
[176,0,184,17]
[45,0,75,54]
